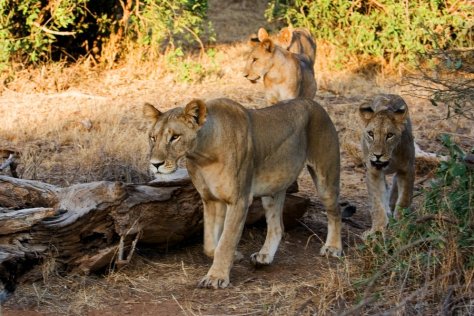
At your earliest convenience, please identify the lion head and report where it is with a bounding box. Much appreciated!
[359,94,409,170]
[243,38,276,84]
[143,100,207,176]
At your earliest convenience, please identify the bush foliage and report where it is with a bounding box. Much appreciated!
[266,0,473,66]
[0,0,211,68]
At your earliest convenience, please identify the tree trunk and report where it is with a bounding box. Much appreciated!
[0,173,309,294]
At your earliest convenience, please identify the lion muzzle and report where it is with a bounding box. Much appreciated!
[370,159,389,170]
[244,74,260,83]
[149,160,177,175]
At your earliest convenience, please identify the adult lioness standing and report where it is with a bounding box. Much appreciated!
[243,37,316,105]
[144,98,343,289]
[359,94,415,236]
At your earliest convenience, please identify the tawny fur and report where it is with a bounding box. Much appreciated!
[243,38,316,105]
[359,94,415,237]
[144,98,342,289]
[257,27,317,67]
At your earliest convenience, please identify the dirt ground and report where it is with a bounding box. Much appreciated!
[1,0,471,315]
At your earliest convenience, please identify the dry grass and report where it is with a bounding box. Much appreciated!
[1,1,473,314]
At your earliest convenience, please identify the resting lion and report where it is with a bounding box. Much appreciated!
[256,27,317,67]
[243,37,316,105]
[144,98,343,289]
[359,94,415,236]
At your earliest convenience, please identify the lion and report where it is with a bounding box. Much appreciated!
[144,97,343,289]
[243,37,316,105]
[255,27,317,67]
[359,94,415,237]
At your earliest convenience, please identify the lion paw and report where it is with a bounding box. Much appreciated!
[250,252,272,266]
[203,248,215,258]
[319,245,342,257]
[197,274,230,289]
[362,228,385,241]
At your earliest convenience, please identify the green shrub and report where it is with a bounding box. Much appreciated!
[136,0,211,50]
[164,47,218,83]
[0,0,212,68]
[425,135,474,260]
[0,0,90,67]
[266,0,473,67]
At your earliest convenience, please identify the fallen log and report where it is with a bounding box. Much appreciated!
[0,172,309,297]
[0,150,19,178]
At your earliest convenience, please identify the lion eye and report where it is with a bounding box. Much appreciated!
[386,133,394,139]
[252,58,258,63]
[149,135,156,142]
[169,134,181,143]
[367,131,374,138]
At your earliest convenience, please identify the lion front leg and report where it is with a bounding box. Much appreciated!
[203,200,226,258]
[198,198,248,289]
[363,169,390,239]
[251,191,285,265]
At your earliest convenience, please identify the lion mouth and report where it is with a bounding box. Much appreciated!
[153,167,177,175]
[150,162,177,175]
[151,168,189,182]
[248,76,260,84]
[370,160,389,170]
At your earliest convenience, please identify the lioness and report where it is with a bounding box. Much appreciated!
[359,94,415,236]
[144,98,342,289]
[243,38,317,105]
[256,27,317,67]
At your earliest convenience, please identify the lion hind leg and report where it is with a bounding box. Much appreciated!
[307,165,342,257]
[250,191,285,266]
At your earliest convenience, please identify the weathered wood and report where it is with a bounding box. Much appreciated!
[0,153,17,178]
[0,172,310,294]
[0,208,57,235]
[0,176,59,208]
[0,150,18,178]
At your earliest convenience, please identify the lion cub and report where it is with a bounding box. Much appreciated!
[359,94,415,237]
[256,27,316,68]
[243,37,316,104]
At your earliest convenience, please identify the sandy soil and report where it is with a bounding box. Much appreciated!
[1,0,471,315]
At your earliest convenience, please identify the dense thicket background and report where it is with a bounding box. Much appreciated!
[1,0,472,68]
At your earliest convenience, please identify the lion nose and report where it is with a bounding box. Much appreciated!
[152,162,164,169]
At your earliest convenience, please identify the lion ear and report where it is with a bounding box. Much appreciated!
[184,99,207,126]
[277,27,293,48]
[143,102,162,122]
[359,102,375,123]
[257,27,269,41]
[261,38,275,53]
[393,103,408,124]
[248,33,260,46]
